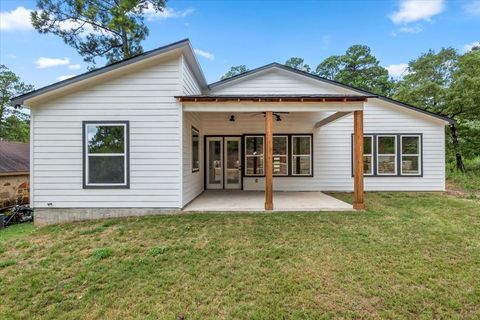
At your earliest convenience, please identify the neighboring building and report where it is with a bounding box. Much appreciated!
[0,141,29,207]
[11,39,453,225]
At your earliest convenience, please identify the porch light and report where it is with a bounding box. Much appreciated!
[275,114,282,121]
[229,115,235,122]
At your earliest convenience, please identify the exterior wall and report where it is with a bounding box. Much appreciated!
[31,56,184,209]
[181,57,204,206]
[0,174,29,207]
[210,68,353,95]
[198,100,446,192]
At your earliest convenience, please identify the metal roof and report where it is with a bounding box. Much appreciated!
[0,141,29,174]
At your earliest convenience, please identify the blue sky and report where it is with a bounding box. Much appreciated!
[1,0,479,89]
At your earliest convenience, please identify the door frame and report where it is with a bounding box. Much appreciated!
[204,135,243,190]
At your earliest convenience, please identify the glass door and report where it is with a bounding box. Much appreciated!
[206,137,223,189]
[224,137,241,189]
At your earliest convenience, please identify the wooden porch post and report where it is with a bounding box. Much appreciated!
[265,111,273,210]
[353,110,365,209]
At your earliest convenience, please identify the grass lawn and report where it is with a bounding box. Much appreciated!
[1,193,479,319]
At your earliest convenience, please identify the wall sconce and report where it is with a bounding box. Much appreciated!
[275,114,282,122]
[229,115,235,122]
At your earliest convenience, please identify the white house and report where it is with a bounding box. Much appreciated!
[11,39,453,225]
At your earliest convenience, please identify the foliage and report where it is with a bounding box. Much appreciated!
[31,0,167,67]
[220,65,249,80]
[284,57,310,72]
[0,193,479,318]
[447,157,480,192]
[0,65,33,142]
[315,45,394,96]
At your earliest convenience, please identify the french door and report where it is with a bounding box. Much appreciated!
[206,137,241,189]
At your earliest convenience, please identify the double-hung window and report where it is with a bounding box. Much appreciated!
[363,135,374,175]
[291,135,312,176]
[192,127,200,172]
[377,135,397,175]
[273,136,288,176]
[401,135,421,175]
[83,121,129,188]
[245,136,264,176]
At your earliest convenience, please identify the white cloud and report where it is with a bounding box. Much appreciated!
[36,57,70,69]
[398,24,423,33]
[68,64,81,70]
[390,0,445,24]
[194,49,215,61]
[0,6,34,31]
[7,54,16,59]
[144,6,194,21]
[463,41,480,53]
[57,74,76,81]
[464,1,480,15]
[386,63,409,78]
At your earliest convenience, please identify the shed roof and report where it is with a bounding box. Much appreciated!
[0,141,29,174]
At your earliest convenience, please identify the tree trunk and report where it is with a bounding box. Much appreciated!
[121,27,129,58]
[449,124,466,172]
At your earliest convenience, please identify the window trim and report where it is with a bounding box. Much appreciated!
[191,126,200,173]
[351,133,423,177]
[82,121,130,189]
[291,135,313,176]
[400,134,422,176]
[376,135,397,176]
[243,133,314,178]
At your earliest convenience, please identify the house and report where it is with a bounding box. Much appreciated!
[11,39,454,225]
[0,141,30,208]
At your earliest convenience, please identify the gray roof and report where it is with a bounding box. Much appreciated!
[11,39,208,106]
[0,141,29,174]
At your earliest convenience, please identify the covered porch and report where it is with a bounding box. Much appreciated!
[183,190,352,212]
[178,94,369,211]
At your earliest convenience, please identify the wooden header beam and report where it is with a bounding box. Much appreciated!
[314,112,352,128]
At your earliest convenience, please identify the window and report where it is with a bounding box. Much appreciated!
[401,135,421,175]
[291,135,312,176]
[84,121,129,188]
[192,127,199,172]
[363,136,374,175]
[377,135,397,175]
[245,136,264,176]
[273,136,288,176]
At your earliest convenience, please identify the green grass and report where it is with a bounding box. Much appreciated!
[447,157,480,193]
[1,193,479,319]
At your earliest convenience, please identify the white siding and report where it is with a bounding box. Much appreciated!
[181,56,204,205]
[196,101,445,192]
[31,56,184,208]
[210,68,353,95]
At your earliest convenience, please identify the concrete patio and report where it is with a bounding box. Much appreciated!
[183,190,354,212]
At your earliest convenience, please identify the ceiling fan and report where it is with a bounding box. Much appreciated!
[249,112,289,121]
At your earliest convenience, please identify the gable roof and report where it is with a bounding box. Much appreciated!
[11,39,208,106]
[0,141,29,174]
[208,63,455,124]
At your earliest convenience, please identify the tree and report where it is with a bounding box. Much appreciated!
[285,57,311,72]
[394,48,480,171]
[315,45,394,96]
[0,65,34,142]
[221,65,249,80]
[31,0,167,67]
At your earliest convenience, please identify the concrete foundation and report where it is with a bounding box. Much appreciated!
[34,207,180,226]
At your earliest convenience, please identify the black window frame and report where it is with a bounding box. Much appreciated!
[191,126,200,173]
[351,133,423,177]
[83,120,130,189]
[243,133,313,178]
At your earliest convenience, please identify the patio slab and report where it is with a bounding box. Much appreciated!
[183,190,354,212]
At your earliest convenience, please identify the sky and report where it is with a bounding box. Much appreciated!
[0,0,479,89]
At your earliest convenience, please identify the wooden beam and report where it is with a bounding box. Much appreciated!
[314,112,352,128]
[265,111,273,210]
[353,110,365,210]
